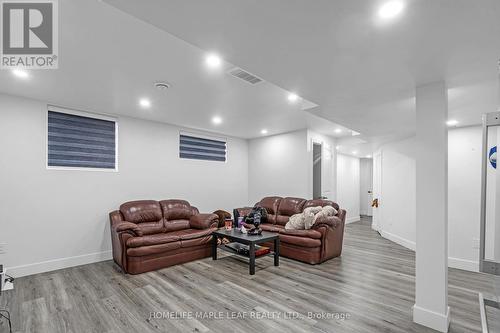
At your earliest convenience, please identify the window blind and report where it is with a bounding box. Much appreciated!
[179,133,226,162]
[47,110,117,169]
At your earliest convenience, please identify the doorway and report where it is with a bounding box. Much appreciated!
[360,158,373,216]
[313,142,322,199]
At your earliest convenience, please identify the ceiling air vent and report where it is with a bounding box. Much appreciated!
[227,67,263,85]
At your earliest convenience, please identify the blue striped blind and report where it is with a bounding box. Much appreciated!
[179,133,227,162]
[48,110,117,169]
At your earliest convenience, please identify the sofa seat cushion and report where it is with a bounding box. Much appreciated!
[279,234,321,247]
[260,224,285,233]
[164,219,191,232]
[181,235,213,248]
[135,221,165,235]
[168,228,216,240]
[279,229,322,239]
[126,233,180,248]
[127,241,181,257]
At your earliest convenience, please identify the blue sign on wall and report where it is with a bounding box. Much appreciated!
[490,146,497,169]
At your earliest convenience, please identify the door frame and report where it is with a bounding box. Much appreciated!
[480,111,500,275]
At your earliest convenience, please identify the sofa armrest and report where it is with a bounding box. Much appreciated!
[191,206,200,215]
[110,210,143,237]
[311,215,342,230]
[114,222,143,237]
[311,209,346,262]
[190,213,219,229]
[213,210,231,228]
[109,210,137,273]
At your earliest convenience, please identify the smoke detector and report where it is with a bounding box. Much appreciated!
[154,81,171,90]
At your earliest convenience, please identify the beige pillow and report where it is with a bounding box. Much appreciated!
[285,213,306,230]
[303,206,322,229]
[312,206,337,224]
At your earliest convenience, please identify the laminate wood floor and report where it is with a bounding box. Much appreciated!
[1,217,498,333]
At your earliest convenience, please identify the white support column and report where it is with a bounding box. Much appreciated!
[413,81,450,332]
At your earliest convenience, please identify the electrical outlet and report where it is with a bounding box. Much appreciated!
[0,243,6,255]
[472,238,480,249]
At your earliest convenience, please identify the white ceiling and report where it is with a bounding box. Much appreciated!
[1,0,499,153]
[103,0,500,153]
[0,0,352,140]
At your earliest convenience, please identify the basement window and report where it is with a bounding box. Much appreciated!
[179,132,227,162]
[47,107,118,170]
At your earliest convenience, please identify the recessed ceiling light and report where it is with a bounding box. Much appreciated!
[287,93,299,103]
[366,155,372,158]
[139,98,151,108]
[12,69,29,79]
[335,146,340,150]
[205,53,222,68]
[334,128,342,134]
[352,151,358,155]
[446,119,459,127]
[378,1,405,20]
[212,116,222,125]
[261,129,268,135]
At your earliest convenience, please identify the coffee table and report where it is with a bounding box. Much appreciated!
[212,229,279,275]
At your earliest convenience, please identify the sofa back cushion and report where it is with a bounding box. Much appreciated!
[120,200,162,223]
[275,197,306,225]
[119,200,164,235]
[160,199,193,231]
[257,196,282,224]
[304,199,339,212]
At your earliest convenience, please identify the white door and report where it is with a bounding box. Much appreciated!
[372,151,382,231]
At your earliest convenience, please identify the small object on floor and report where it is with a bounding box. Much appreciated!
[216,237,231,245]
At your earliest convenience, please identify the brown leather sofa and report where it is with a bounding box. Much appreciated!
[109,199,218,274]
[235,197,346,264]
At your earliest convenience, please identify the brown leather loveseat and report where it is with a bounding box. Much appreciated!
[109,199,218,274]
[235,197,346,264]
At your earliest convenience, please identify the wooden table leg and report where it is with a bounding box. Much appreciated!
[274,238,280,266]
[249,243,255,275]
[212,234,218,260]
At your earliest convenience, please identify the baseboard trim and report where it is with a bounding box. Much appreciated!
[379,230,479,273]
[413,304,450,332]
[448,257,479,272]
[345,215,361,224]
[380,230,416,251]
[7,250,112,278]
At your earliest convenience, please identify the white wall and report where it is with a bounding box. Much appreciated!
[378,137,417,250]
[247,130,310,203]
[448,126,482,269]
[376,127,483,271]
[0,93,249,277]
[359,158,373,216]
[336,154,360,223]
